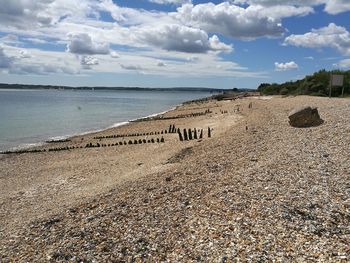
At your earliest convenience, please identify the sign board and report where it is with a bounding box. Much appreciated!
[331,74,344,87]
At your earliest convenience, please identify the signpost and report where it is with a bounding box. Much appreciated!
[330,74,344,97]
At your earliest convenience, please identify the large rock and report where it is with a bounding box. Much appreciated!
[288,106,323,127]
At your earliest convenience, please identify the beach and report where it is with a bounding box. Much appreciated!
[0,95,349,261]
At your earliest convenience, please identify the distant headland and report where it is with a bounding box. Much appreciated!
[0,83,239,93]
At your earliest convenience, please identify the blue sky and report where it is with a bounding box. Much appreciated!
[0,0,350,89]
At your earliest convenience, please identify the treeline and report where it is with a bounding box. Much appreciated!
[258,69,350,97]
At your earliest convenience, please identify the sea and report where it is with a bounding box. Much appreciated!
[0,89,212,152]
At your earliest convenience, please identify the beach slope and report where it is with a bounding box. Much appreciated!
[0,96,349,261]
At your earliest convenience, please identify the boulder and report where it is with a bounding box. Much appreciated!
[288,106,323,127]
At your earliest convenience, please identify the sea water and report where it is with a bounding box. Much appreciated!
[0,89,211,151]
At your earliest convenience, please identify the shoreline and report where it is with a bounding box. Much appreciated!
[0,103,183,153]
[0,88,213,153]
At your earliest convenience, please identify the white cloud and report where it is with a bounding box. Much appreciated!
[209,35,234,52]
[0,0,54,29]
[0,0,275,80]
[0,0,100,30]
[186,56,199,62]
[0,42,262,79]
[67,33,110,55]
[334,59,350,69]
[80,55,99,69]
[110,51,120,58]
[233,0,350,14]
[19,50,32,58]
[324,0,350,15]
[250,4,313,19]
[0,47,14,69]
[174,3,286,39]
[0,34,20,44]
[23,37,48,44]
[0,45,78,75]
[9,63,77,75]
[284,23,350,55]
[99,0,168,26]
[148,0,191,4]
[135,24,232,53]
[274,61,298,71]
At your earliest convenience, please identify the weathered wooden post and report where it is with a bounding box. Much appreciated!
[183,129,188,141]
[172,124,176,133]
[160,137,164,143]
[194,128,198,139]
[168,124,172,133]
[188,128,193,140]
[178,130,184,141]
[208,127,211,138]
[199,129,203,139]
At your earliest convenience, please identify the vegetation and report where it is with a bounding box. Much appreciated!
[257,69,350,97]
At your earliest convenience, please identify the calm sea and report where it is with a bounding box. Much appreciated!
[0,89,211,151]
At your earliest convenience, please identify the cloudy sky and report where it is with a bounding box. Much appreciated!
[0,0,349,89]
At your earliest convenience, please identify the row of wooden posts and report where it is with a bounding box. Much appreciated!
[93,125,177,140]
[136,109,212,122]
[2,123,213,154]
[1,136,166,154]
[1,146,79,154]
[45,139,71,143]
[86,137,165,147]
[1,148,47,154]
[178,127,212,141]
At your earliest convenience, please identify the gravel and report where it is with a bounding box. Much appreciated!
[1,96,349,262]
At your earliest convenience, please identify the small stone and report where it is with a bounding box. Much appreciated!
[165,176,172,182]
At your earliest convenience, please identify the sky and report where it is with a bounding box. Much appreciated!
[0,0,350,89]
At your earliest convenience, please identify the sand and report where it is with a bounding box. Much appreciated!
[0,95,349,261]
[0,99,240,237]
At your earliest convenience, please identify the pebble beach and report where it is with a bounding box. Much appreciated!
[0,95,349,262]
